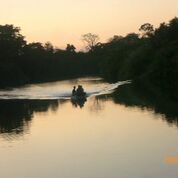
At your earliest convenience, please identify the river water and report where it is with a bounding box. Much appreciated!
[0,77,178,178]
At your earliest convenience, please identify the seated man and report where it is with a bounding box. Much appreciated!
[72,86,76,96]
[76,85,86,96]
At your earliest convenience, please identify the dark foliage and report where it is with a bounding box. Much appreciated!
[0,17,178,99]
[110,82,178,127]
[0,25,100,88]
[91,17,178,100]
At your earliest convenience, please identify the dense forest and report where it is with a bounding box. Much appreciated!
[92,17,178,100]
[0,17,178,100]
[0,27,100,88]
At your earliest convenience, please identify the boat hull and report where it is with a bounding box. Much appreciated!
[71,95,86,101]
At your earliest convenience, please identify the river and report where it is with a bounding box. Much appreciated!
[0,77,178,178]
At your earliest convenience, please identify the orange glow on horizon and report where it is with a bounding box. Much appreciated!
[1,0,178,50]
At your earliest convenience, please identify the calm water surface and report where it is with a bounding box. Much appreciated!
[0,78,178,178]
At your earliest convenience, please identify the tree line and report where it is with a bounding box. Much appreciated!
[0,26,100,88]
[90,17,178,100]
[0,17,178,100]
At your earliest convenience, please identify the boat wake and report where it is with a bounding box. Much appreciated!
[86,80,131,97]
[0,78,131,100]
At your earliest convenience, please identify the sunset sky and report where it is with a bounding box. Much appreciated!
[1,0,178,50]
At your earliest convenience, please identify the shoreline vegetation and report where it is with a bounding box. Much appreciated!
[0,17,178,100]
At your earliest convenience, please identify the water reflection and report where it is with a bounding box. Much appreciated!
[71,98,87,108]
[109,82,178,127]
[0,96,105,139]
[0,81,178,140]
[0,99,62,138]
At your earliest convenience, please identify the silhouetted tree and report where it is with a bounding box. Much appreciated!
[66,44,76,53]
[139,23,154,38]
[126,33,139,39]
[108,35,123,43]
[82,33,100,51]
[0,24,26,61]
[0,17,178,98]
[44,42,54,53]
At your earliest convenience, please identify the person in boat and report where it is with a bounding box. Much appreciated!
[72,86,76,96]
[76,85,86,96]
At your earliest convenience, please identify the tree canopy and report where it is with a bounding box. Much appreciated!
[82,33,100,51]
[0,17,178,101]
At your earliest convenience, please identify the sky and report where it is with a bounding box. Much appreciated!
[0,0,178,50]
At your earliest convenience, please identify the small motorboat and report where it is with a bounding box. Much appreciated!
[71,93,87,108]
[71,93,87,101]
[71,85,87,107]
